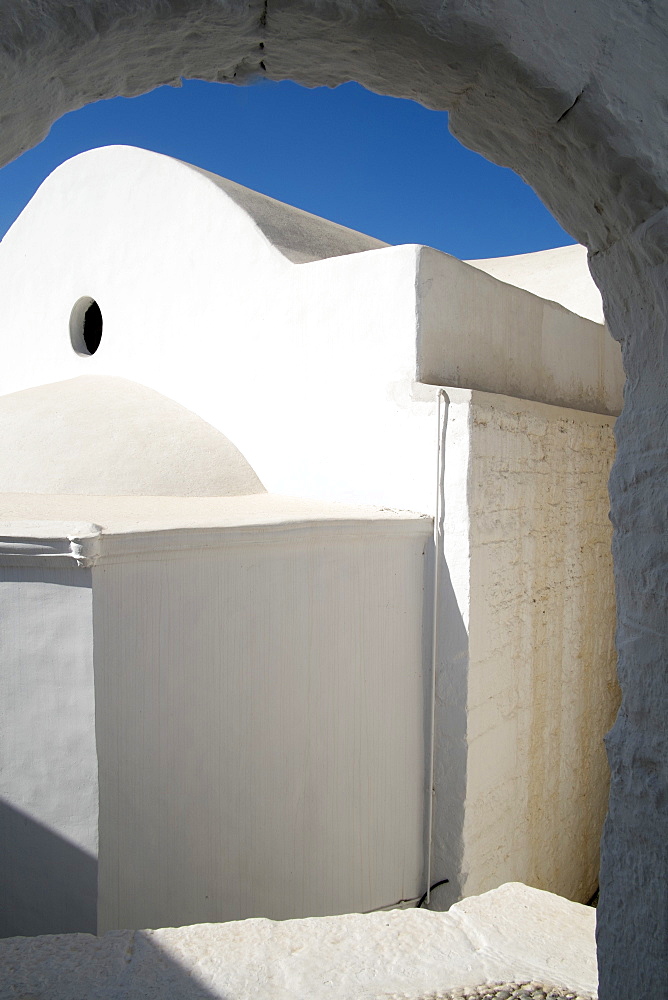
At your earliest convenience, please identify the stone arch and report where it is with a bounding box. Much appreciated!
[1,3,666,996]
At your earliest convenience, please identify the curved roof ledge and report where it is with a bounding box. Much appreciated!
[11,145,388,266]
[0,376,265,498]
[188,163,389,264]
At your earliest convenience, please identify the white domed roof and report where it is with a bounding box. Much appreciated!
[187,164,389,263]
[0,376,265,497]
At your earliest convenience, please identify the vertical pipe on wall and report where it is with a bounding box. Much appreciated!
[425,388,449,905]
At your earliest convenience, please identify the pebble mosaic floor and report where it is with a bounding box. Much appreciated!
[388,984,594,1000]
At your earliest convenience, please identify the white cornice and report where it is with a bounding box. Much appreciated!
[0,515,430,569]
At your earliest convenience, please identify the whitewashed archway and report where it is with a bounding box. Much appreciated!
[0,3,666,995]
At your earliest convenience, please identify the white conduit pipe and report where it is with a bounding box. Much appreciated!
[425,388,449,906]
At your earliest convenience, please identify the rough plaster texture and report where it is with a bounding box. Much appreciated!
[0,1,663,989]
[0,884,597,1000]
[462,392,618,903]
[0,1,664,255]
[428,389,618,910]
[589,219,668,999]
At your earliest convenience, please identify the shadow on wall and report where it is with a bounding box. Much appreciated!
[426,551,469,910]
[0,798,97,937]
[0,800,222,998]
[423,395,470,912]
[0,928,223,1000]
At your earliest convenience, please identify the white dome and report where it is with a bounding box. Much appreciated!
[0,376,265,497]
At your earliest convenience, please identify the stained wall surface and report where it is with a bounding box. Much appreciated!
[462,392,619,903]
[0,567,98,936]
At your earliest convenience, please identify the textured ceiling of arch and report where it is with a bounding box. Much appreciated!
[0,1,665,255]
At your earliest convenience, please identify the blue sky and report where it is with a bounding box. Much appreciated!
[0,79,574,260]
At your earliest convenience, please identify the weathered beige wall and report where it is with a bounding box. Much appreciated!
[462,391,619,902]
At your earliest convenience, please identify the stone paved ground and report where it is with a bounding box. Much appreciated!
[408,985,594,1000]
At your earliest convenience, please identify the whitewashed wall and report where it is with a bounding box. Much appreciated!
[0,146,622,516]
[0,147,620,924]
[0,394,618,927]
[429,390,619,907]
[91,519,428,932]
[0,566,98,935]
[417,246,622,416]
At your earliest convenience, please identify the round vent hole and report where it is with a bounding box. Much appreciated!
[70,297,103,356]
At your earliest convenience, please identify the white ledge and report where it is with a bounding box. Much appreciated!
[0,495,430,568]
[0,883,597,999]
[0,522,102,567]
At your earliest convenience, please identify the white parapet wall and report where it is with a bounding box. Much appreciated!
[0,883,598,1000]
[0,493,429,933]
[417,246,622,416]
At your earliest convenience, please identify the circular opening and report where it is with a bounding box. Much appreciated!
[70,297,103,356]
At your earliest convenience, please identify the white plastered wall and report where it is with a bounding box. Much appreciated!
[91,519,428,931]
[0,146,620,919]
[0,146,435,514]
[0,1,663,985]
[0,565,98,935]
[0,146,621,515]
[460,391,618,902]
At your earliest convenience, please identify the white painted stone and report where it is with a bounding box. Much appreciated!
[588,220,668,999]
[467,245,604,326]
[0,490,429,932]
[430,389,618,909]
[0,883,598,1000]
[459,391,618,904]
[0,0,663,993]
[0,156,619,931]
[0,146,622,513]
[0,376,265,497]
